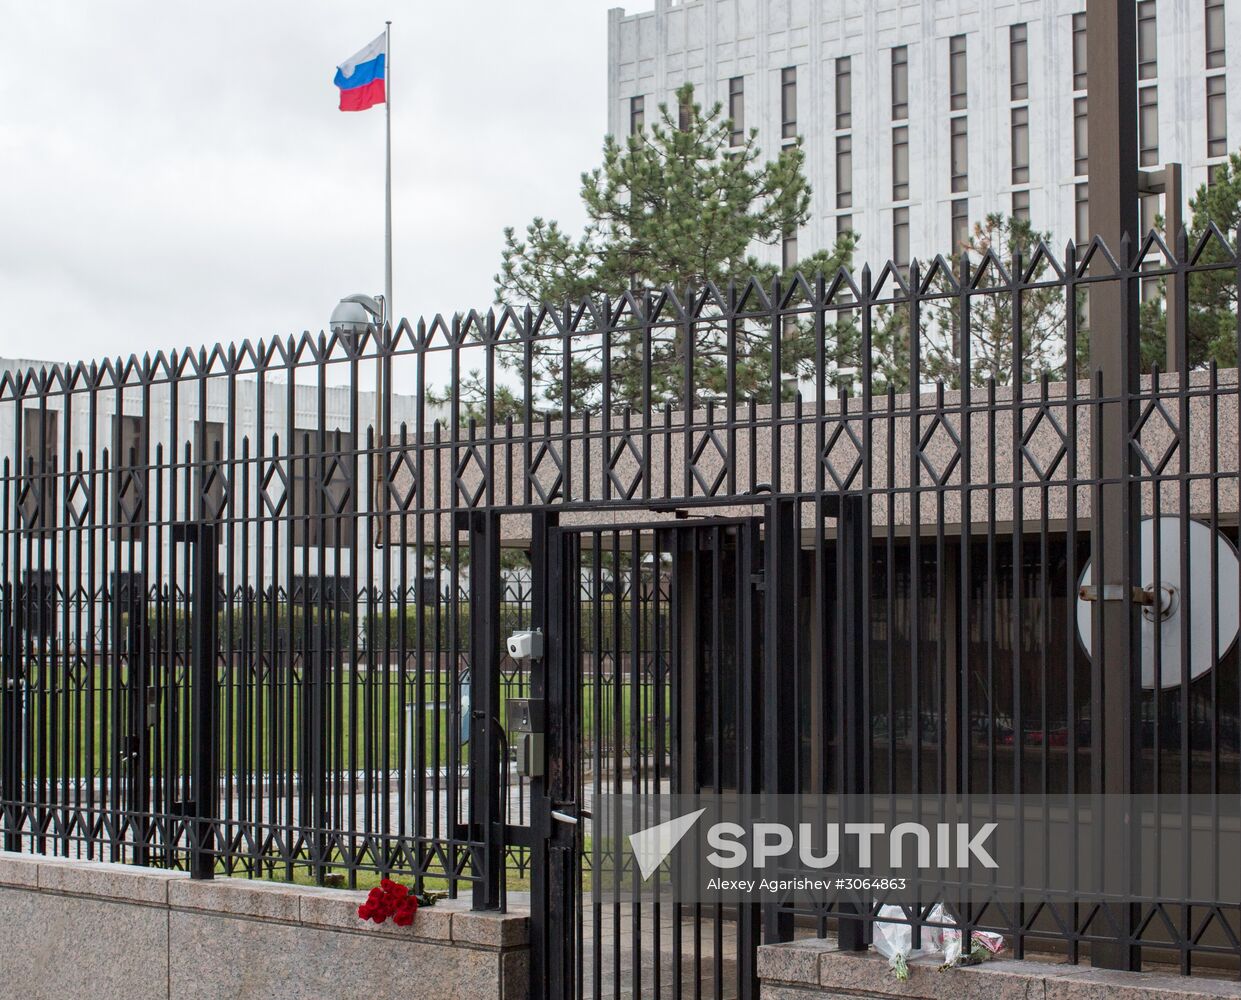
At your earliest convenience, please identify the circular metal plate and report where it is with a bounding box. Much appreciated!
[1076,517,1241,689]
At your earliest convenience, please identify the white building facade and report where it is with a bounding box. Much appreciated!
[0,357,446,627]
[607,0,1241,267]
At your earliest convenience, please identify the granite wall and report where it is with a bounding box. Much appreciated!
[758,938,1241,1000]
[0,851,529,1000]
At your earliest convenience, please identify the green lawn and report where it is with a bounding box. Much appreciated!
[13,660,669,782]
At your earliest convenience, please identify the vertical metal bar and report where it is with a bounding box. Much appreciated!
[611,529,623,1000]
[763,498,796,945]
[1087,0,1141,970]
[625,529,644,1000]
[540,517,578,1000]
[735,516,763,1000]
[957,251,974,803]
[469,509,503,910]
[836,493,868,951]
[174,521,219,880]
[592,532,604,1000]
[527,510,551,1000]
[1164,163,1185,375]
[709,525,722,1000]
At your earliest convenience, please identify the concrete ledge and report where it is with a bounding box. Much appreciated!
[168,872,303,921]
[448,898,531,947]
[0,851,530,1000]
[759,939,1241,1000]
[0,851,39,887]
[38,856,186,905]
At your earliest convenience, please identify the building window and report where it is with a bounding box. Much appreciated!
[837,214,853,239]
[782,231,798,272]
[1140,192,1161,297]
[893,207,910,268]
[290,428,354,548]
[951,116,968,193]
[20,408,57,532]
[1010,24,1029,101]
[113,414,147,538]
[1011,106,1030,184]
[835,57,852,129]
[836,134,852,208]
[1074,96,1089,176]
[1013,189,1031,222]
[1139,86,1159,167]
[629,96,644,135]
[729,76,745,145]
[195,419,226,522]
[678,92,691,130]
[1207,0,1226,70]
[1138,1,1158,80]
[1140,193,1161,241]
[949,35,967,111]
[892,46,909,120]
[1073,12,1088,91]
[952,199,970,253]
[1076,182,1090,245]
[1208,75,1228,157]
[781,67,797,140]
[892,125,909,201]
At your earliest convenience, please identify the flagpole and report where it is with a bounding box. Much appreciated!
[380,20,392,434]
[375,19,392,525]
[384,19,392,324]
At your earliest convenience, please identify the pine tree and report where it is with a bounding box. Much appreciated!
[483,83,856,415]
[925,213,1068,387]
[1184,152,1241,368]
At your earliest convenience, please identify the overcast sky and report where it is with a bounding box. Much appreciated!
[0,0,641,368]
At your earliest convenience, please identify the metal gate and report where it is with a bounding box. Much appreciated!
[523,511,772,1000]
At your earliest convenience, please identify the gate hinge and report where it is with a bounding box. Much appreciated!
[750,571,767,591]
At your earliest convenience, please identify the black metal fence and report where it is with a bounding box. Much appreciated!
[2,229,1240,980]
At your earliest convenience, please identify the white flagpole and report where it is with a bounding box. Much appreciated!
[377,20,392,445]
[383,19,393,324]
[375,20,393,519]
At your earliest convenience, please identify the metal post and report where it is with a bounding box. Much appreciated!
[762,498,797,946]
[173,522,218,880]
[1165,163,1185,373]
[836,494,868,951]
[541,519,578,1000]
[467,510,504,910]
[383,20,393,327]
[528,510,558,1000]
[736,516,764,1000]
[1086,0,1141,971]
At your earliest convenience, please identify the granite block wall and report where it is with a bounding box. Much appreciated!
[0,851,529,1000]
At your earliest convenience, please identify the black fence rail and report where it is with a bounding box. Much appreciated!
[1,229,1240,977]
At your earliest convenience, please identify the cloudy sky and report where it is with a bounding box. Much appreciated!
[0,0,639,367]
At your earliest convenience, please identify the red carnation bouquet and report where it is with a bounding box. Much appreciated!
[357,878,436,927]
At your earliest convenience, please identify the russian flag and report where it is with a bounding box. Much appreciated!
[334,33,386,112]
